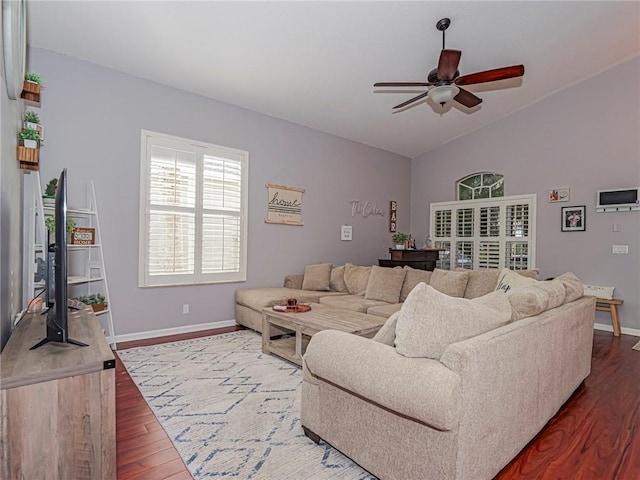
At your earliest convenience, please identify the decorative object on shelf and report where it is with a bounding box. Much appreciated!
[561,205,586,232]
[265,183,304,226]
[45,215,76,237]
[549,187,569,203]
[74,293,107,313]
[43,177,57,206]
[71,227,96,245]
[21,71,42,102]
[2,0,26,100]
[392,232,410,249]
[24,110,44,140]
[421,235,433,249]
[389,200,397,232]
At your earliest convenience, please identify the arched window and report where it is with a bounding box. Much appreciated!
[457,172,504,200]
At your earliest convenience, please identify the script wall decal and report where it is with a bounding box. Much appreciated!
[350,200,384,218]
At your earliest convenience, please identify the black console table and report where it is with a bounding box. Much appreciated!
[379,248,443,271]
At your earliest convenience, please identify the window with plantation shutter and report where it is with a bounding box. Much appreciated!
[430,194,536,271]
[139,131,248,287]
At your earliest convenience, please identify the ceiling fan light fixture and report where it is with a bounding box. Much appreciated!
[429,85,459,106]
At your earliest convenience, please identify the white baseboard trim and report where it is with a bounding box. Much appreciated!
[594,322,640,337]
[116,319,238,344]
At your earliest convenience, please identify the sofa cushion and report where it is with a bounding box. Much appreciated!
[330,265,348,292]
[367,302,403,319]
[344,264,372,295]
[495,268,537,293]
[430,269,469,298]
[457,268,500,299]
[400,267,432,302]
[555,272,583,303]
[395,283,512,359]
[533,280,566,310]
[505,285,550,321]
[319,294,387,313]
[364,265,406,304]
[235,287,344,312]
[372,311,400,346]
[302,263,332,291]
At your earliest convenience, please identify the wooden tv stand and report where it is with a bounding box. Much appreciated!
[0,307,116,479]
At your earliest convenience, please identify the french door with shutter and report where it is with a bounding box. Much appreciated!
[430,194,536,271]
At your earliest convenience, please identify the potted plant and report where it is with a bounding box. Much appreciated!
[75,293,108,313]
[43,178,58,206]
[23,71,43,93]
[392,232,410,249]
[45,216,76,238]
[24,110,44,140]
[18,127,41,148]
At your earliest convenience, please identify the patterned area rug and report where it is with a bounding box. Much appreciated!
[118,330,376,479]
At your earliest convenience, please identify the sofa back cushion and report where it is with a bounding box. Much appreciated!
[400,267,432,302]
[302,263,332,291]
[330,265,348,292]
[430,268,469,298]
[365,265,406,304]
[395,283,512,359]
[344,263,372,295]
[458,268,500,299]
[555,272,584,303]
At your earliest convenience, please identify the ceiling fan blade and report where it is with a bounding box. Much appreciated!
[453,87,483,108]
[437,49,462,82]
[374,82,432,87]
[455,65,525,86]
[392,91,430,109]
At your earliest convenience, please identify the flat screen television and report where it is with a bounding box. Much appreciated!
[31,169,88,350]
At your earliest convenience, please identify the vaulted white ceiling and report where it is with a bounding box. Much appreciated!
[26,1,640,158]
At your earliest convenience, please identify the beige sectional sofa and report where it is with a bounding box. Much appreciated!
[234,262,540,333]
[301,271,595,480]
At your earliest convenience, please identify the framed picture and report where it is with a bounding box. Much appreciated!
[549,187,570,203]
[561,206,586,232]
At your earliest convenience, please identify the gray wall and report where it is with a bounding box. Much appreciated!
[30,48,411,337]
[0,49,25,351]
[411,57,640,332]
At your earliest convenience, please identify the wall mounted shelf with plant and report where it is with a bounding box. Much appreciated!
[17,127,42,170]
[21,71,42,102]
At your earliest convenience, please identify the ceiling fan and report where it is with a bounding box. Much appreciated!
[374,18,525,111]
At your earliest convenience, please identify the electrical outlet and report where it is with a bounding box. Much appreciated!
[182,304,190,314]
[612,245,628,255]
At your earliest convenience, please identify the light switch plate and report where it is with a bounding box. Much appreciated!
[612,245,628,254]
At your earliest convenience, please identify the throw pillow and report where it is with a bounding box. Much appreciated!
[372,311,400,346]
[554,272,583,303]
[395,283,512,359]
[330,265,348,292]
[495,268,536,293]
[365,265,406,304]
[343,263,372,295]
[301,263,332,291]
[400,266,432,302]
[430,268,470,298]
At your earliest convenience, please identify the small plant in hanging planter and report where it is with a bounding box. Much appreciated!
[18,127,41,149]
[45,216,76,238]
[24,110,44,141]
[22,72,43,102]
[23,71,43,91]
[43,178,58,206]
[391,232,410,250]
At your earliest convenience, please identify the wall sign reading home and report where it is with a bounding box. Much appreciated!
[265,183,304,225]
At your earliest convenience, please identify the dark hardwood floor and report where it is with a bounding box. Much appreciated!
[115,328,640,480]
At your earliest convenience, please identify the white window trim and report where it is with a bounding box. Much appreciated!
[138,130,248,287]
[430,194,536,271]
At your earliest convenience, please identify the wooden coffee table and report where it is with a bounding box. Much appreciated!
[261,304,386,366]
